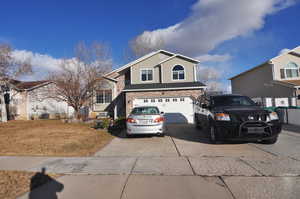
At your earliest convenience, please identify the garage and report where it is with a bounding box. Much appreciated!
[132,97,195,123]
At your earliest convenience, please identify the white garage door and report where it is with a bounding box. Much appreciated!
[133,97,194,124]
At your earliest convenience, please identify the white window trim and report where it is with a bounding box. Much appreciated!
[194,65,197,81]
[140,68,154,82]
[281,62,299,80]
[96,90,112,104]
[171,64,186,81]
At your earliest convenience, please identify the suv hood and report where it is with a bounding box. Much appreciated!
[213,106,269,115]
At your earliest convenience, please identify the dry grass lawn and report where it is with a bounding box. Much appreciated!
[0,120,114,156]
[0,170,60,199]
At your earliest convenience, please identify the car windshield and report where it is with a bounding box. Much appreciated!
[131,107,160,115]
[211,96,256,107]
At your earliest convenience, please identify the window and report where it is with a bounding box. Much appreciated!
[180,98,185,102]
[172,65,185,80]
[151,99,155,102]
[144,99,149,103]
[131,107,160,115]
[158,99,163,102]
[173,98,177,102]
[165,98,170,102]
[280,62,299,79]
[96,90,112,104]
[141,69,153,81]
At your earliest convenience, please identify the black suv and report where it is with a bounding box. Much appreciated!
[195,94,282,144]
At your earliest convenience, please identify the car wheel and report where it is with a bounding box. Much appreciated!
[126,133,133,138]
[158,133,165,137]
[262,136,278,144]
[209,125,217,144]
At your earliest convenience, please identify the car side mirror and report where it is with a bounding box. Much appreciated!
[160,112,164,115]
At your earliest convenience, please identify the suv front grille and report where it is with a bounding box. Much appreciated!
[231,113,268,122]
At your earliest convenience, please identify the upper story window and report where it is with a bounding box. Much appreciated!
[280,62,299,79]
[141,69,153,81]
[172,65,185,80]
[96,90,112,104]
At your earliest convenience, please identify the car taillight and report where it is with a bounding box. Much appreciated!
[127,118,136,123]
[154,116,164,123]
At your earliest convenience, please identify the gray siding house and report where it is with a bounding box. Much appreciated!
[90,50,206,123]
[230,46,300,104]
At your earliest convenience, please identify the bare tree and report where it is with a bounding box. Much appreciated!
[197,66,224,91]
[47,42,112,120]
[0,44,32,122]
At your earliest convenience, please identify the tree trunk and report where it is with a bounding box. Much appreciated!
[0,94,7,122]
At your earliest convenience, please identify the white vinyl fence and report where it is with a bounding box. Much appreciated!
[252,97,297,107]
[252,97,300,126]
[283,108,300,126]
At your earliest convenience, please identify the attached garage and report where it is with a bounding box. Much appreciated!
[132,97,195,124]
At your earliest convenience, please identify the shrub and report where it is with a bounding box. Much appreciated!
[93,118,111,129]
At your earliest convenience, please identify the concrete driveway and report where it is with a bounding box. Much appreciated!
[14,124,300,199]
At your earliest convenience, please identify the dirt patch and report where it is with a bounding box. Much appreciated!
[0,120,114,156]
[0,170,60,199]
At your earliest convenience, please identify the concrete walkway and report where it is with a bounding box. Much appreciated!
[0,124,299,198]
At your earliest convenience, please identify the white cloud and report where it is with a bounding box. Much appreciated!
[196,54,231,63]
[11,50,113,81]
[11,50,62,80]
[11,50,62,71]
[133,0,296,57]
[278,48,291,55]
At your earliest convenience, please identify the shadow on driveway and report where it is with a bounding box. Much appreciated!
[166,123,249,145]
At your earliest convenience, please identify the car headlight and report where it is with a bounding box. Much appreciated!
[267,111,279,121]
[215,113,231,121]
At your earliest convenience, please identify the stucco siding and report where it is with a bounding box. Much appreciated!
[161,57,196,83]
[272,52,300,81]
[131,52,171,84]
[231,63,290,97]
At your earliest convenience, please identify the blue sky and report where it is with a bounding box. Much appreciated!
[1,0,300,91]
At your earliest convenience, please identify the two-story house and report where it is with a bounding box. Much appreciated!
[91,50,206,123]
[230,46,300,105]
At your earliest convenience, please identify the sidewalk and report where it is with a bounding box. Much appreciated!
[283,124,300,135]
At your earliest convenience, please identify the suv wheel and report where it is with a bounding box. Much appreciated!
[262,136,278,144]
[209,125,217,144]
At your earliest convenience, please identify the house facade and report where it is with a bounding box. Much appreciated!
[230,46,300,105]
[0,80,74,120]
[90,50,206,123]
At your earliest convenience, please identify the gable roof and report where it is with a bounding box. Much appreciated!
[9,80,51,91]
[158,54,200,65]
[104,50,200,77]
[229,45,300,80]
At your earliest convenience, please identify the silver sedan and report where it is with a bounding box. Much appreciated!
[126,106,166,137]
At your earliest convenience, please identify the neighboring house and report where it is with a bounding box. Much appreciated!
[230,46,300,105]
[91,50,206,123]
[0,80,74,120]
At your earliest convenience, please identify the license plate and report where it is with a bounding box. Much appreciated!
[138,119,152,124]
[247,127,264,134]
